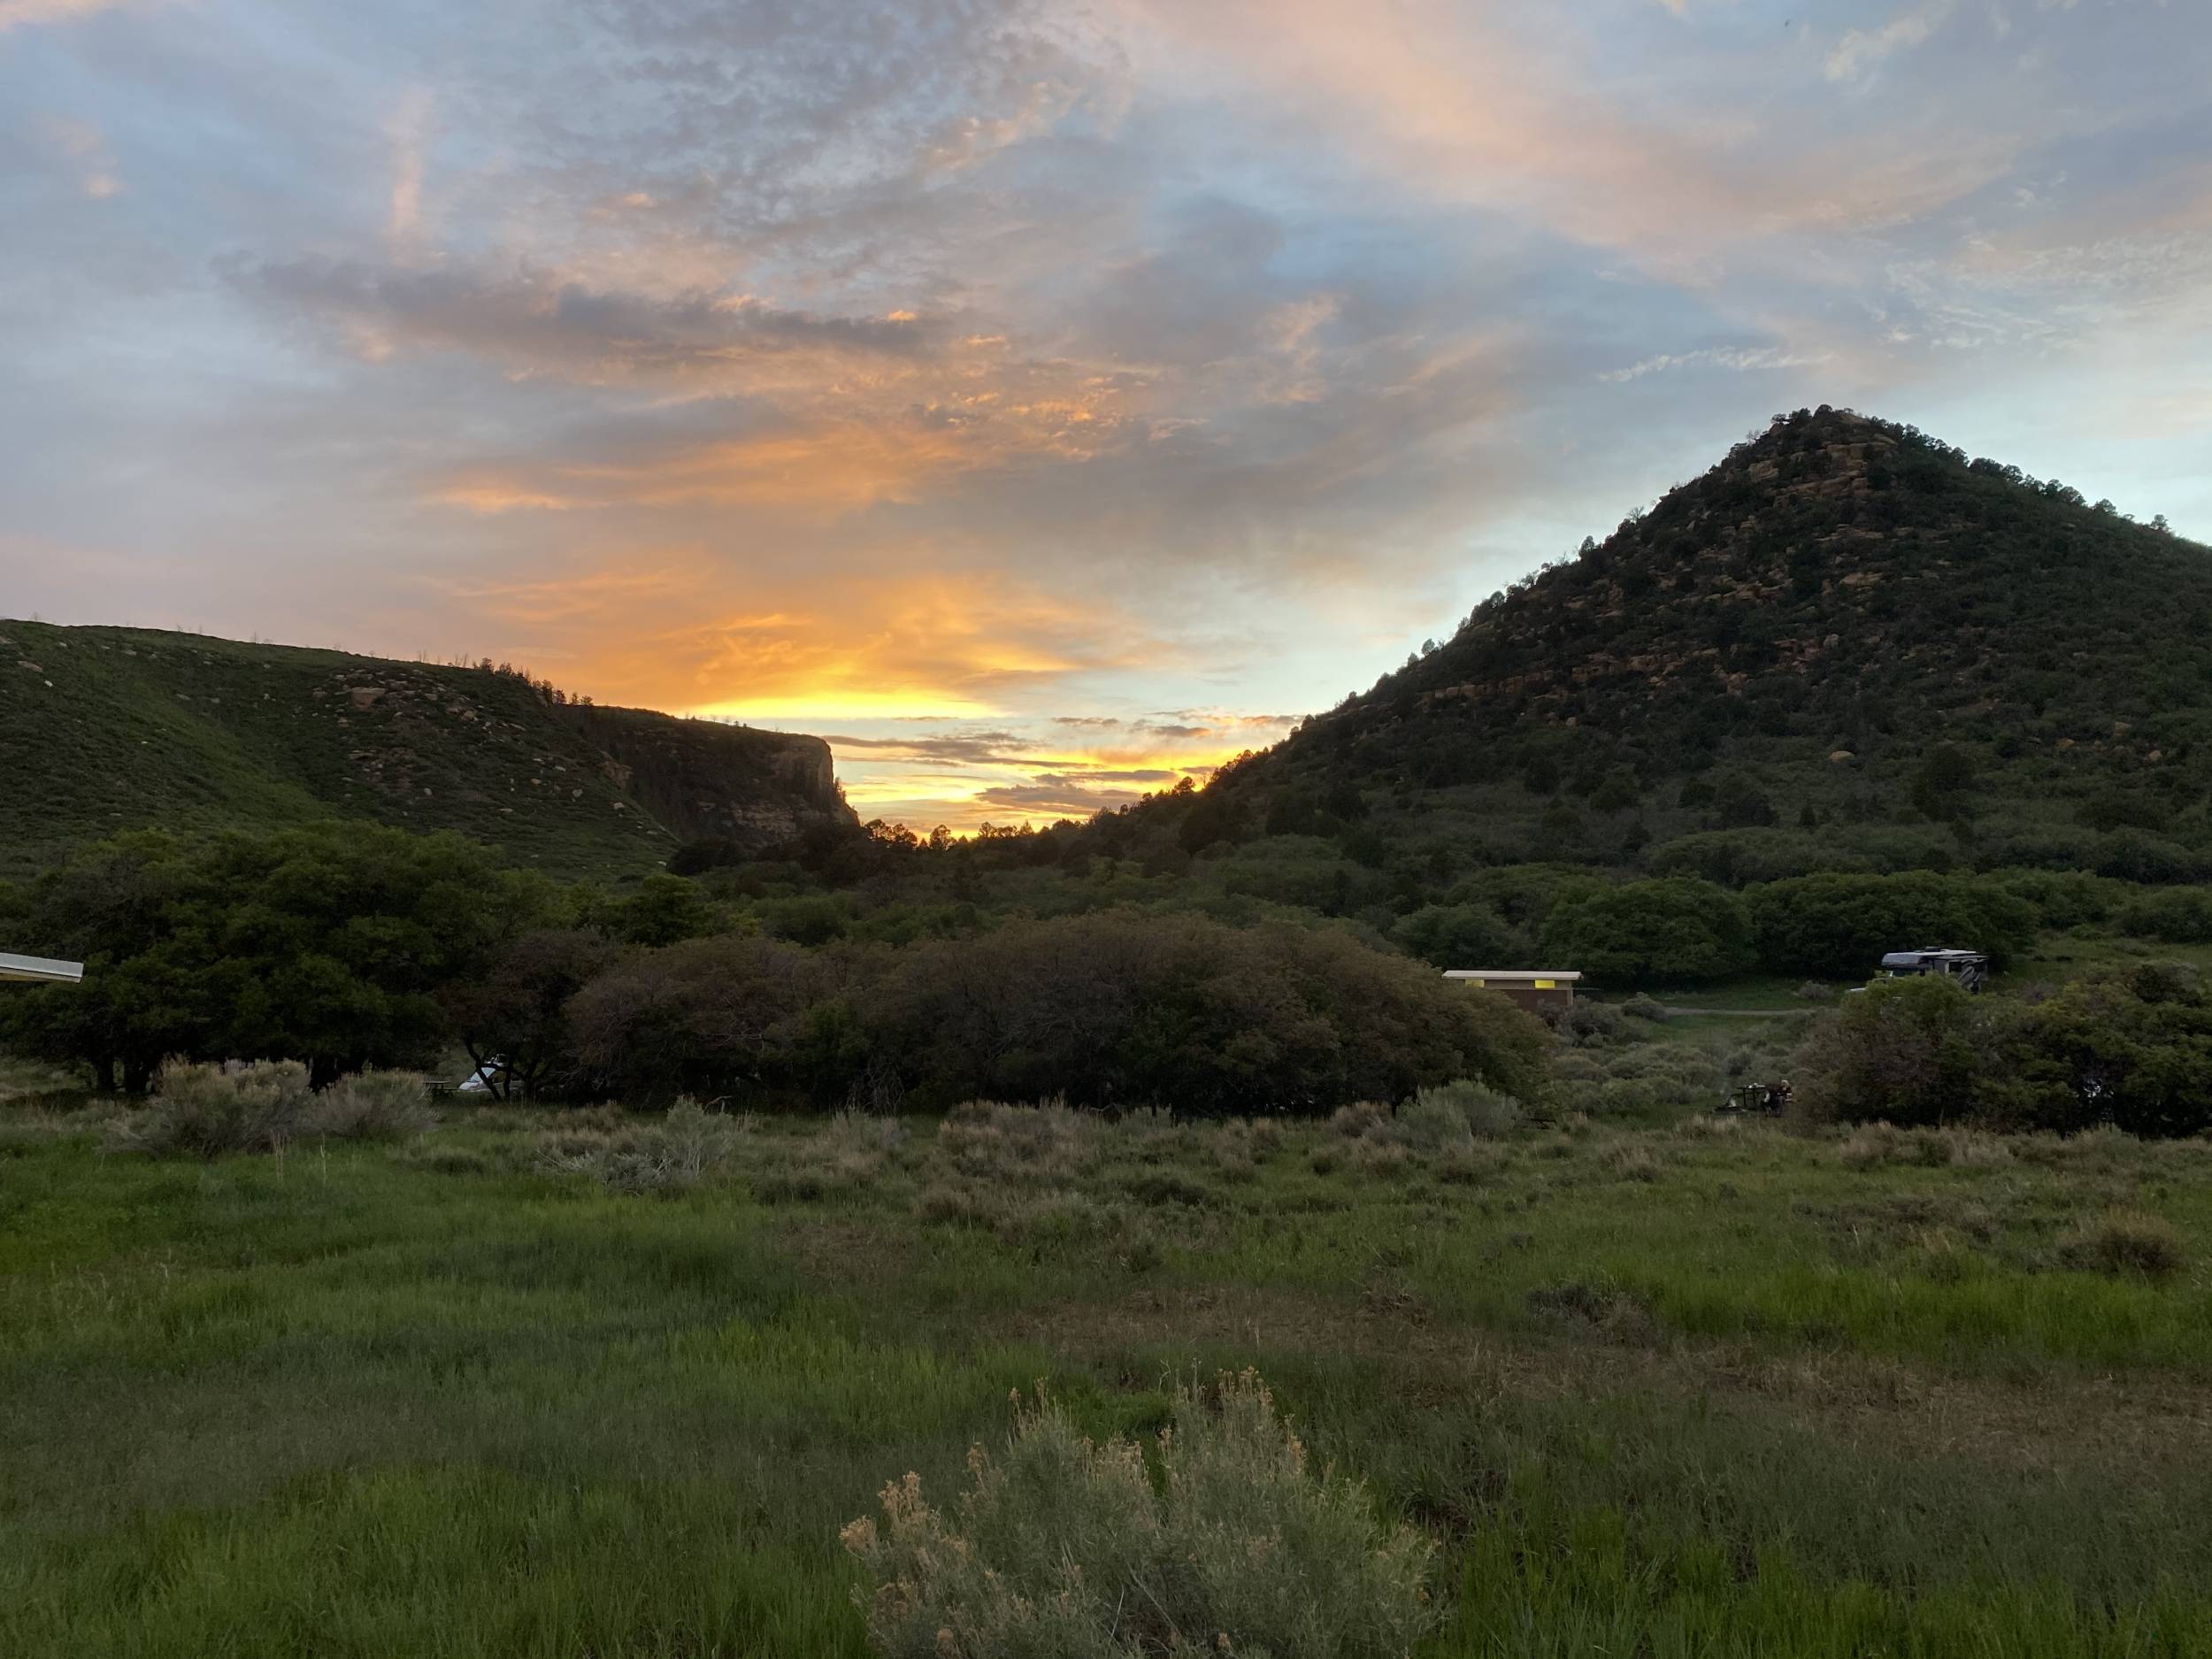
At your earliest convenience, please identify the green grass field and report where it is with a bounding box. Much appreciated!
[7,1090,2212,1657]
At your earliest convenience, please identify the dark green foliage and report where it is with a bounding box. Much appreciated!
[756,892,856,946]
[565,934,849,1106]
[3,824,565,1089]
[1795,977,1997,1128]
[1746,872,2034,978]
[1800,966,2212,1137]
[2121,887,2212,944]
[856,911,1551,1116]
[1391,902,1522,970]
[1911,744,1978,819]
[1540,879,1755,986]
[1991,869,2116,931]
[442,929,623,1100]
[2001,966,2212,1138]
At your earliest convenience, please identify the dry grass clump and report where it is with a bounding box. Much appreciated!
[1208,1118,1283,1182]
[939,1100,1094,1187]
[0,1101,120,1148]
[303,1070,434,1143]
[1604,1142,1663,1183]
[1329,1101,1390,1139]
[915,1184,1160,1265]
[1525,1280,1662,1346]
[110,1061,314,1159]
[1839,1122,2020,1171]
[0,1055,88,1106]
[1326,1082,1521,1167]
[2016,1125,2144,1171]
[1838,1123,1945,1171]
[1932,1126,2014,1169]
[2059,1208,2186,1281]
[841,1371,1435,1659]
[752,1110,904,1203]
[548,1097,752,1194]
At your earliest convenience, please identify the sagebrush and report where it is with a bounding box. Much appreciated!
[842,1371,1436,1658]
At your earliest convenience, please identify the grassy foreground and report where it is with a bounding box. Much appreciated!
[5,1098,2212,1656]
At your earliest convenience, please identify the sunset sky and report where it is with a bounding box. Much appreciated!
[5,1,2209,829]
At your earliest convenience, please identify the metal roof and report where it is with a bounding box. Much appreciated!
[0,952,84,985]
[1443,970,1583,983]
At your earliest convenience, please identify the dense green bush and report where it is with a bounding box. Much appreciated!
[1540,879,1754,986]
[565,934,856,1105]
[1987,869,2116,931]
[2121,886,2212,944]
[4,825,566,1090]
[1746,872,2033,979]
[1390,901,1522,970]
[841,1371,1436,1658]
[858,911,1549,1117]
[1793,978,1998,1128]
[2000,965,2212,1137]
[1798,965,2212,1136]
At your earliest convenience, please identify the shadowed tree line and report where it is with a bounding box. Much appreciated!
[0,823,1547,1116]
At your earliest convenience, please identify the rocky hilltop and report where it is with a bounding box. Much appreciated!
[1187,405,2212,877]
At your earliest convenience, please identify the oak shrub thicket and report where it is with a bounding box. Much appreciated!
[4,827,1548,1118]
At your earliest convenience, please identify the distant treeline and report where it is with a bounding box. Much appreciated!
[12,819,2212,1132]
[0,823,1545,1114]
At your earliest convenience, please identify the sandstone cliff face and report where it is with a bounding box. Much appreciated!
[567,705,857,850]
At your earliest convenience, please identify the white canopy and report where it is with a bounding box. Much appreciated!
[1443,970,1582,984]
[0,952,85,985]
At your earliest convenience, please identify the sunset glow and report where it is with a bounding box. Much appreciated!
[5,1,2209,827]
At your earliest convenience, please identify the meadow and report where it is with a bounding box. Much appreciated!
[6,1061,2212,1659]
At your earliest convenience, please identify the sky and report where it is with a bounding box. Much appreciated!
[4,0,2209,831]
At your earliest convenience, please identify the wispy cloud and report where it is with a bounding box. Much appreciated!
[1827,1,1956,84]
[1598,346,1836,383]
[384,87,432,250]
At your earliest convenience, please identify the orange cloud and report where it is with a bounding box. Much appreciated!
[442,556,1167,723]
[431,419,997,518]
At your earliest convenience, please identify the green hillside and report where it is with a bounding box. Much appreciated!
[0,622,855,881]
[1193,406,2212,881]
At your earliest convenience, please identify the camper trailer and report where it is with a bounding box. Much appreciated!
[1873,947,1989,995]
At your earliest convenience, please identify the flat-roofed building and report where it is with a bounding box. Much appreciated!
[1442,969,1580,1015]
[0,952,84,985]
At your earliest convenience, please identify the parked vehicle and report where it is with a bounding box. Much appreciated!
[1873,947,1990,994]
[1719,1079,1793,1116]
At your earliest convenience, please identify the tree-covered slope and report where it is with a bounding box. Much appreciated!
[1201,407,2212,878]
[0,622,855,880]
